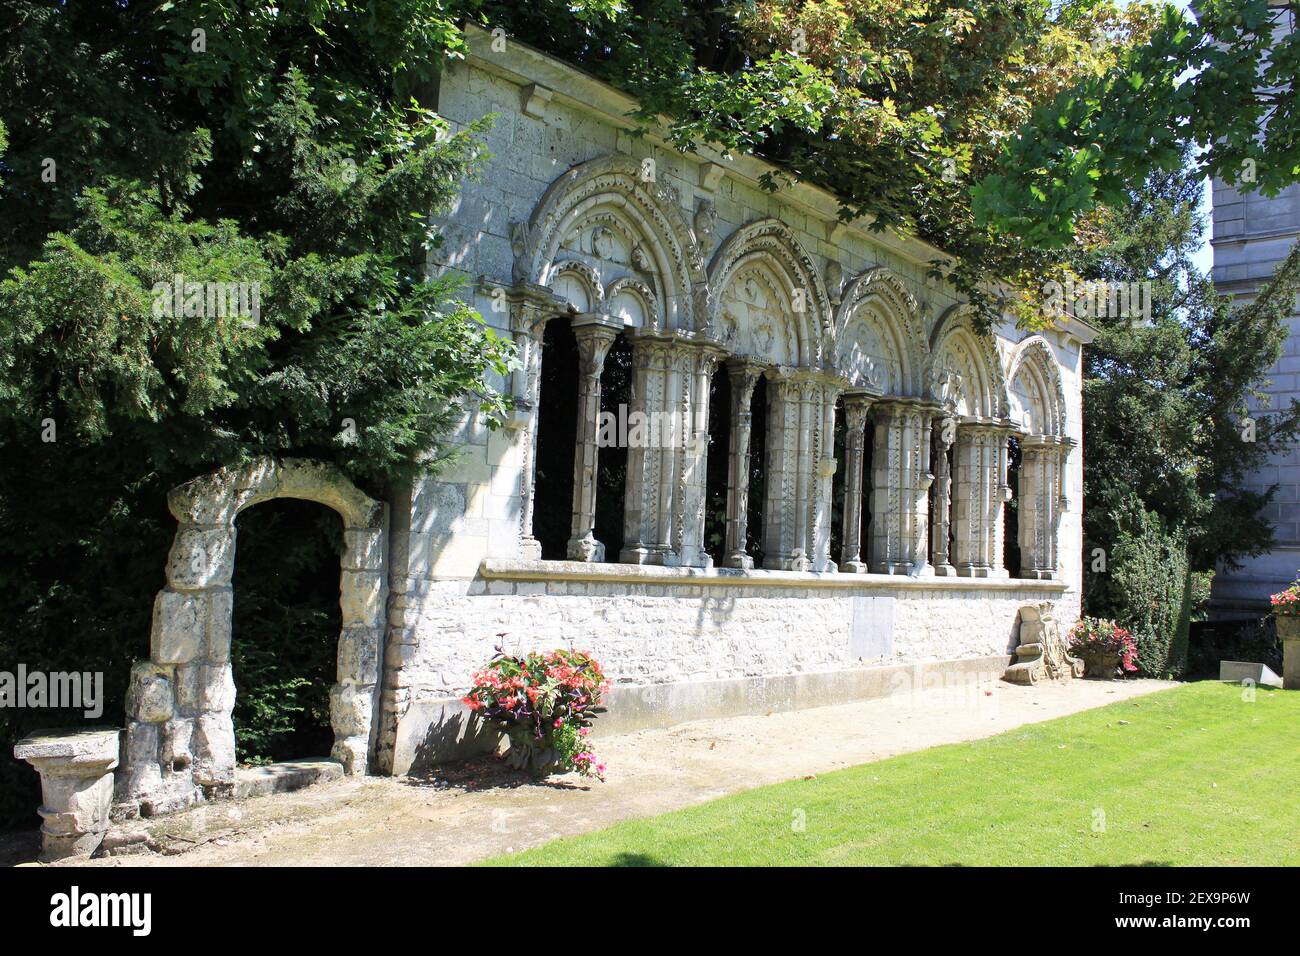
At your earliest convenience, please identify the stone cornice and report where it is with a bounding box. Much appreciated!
[479,558,1067,592]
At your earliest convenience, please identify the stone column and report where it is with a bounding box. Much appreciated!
[675,341,725,568]
[988,427,1014,579]
[811,378,841,572]
[14,729,120,862]
[1018,436,1070,580]
[931,413,957,576]
[839,395,873,572]
[621,333,675,564]
[868,400,934,574]
[723,361,764,569]
[567,319,619,562]
[953,423,1014,577]
[508,293,552,561]
[762,370,809,570]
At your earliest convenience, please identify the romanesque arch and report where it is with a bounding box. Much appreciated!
[833,267,928,396]
[1006,335,1066,438]
[120,458,387,814]
[1006,336,1072,579]
[927,305,1010,420]
[706,218,830,367]
[512,155,706,331]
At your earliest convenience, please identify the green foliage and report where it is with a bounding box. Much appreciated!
[976,0,1299,244]
[1087,496,1191,677]
[0,1,513,827]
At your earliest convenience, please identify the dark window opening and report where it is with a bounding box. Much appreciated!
[704,365,732,566]
[747,375,769,565]
[594,331,632,561]
[532,318,578,560]
[1005,436,1022,577]
[830,396,847,564]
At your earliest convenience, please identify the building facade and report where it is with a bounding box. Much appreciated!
[1209,1,1300,614]
[111,25,1092,815]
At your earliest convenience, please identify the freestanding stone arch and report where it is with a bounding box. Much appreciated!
[119,458,387,816]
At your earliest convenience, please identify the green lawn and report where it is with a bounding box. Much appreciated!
[485,682,1300,866]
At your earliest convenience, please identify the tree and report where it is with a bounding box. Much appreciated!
[1077,154,1300,673]
[975,0,1299,245]
[0,1,511,824]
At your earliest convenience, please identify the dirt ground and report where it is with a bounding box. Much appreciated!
[7,676,1176,867]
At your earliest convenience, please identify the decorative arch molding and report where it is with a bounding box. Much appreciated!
[513,155,706,331]
[119,458,388,814]
[706,218,830,367]
[832,267,929,395]
[1006,335,1067,438]
[927,304,1010,419]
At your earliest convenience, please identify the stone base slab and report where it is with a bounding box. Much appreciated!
[234,759,344,800]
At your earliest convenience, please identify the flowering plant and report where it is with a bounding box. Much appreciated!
[462,648,609,780]
[1270,580,1300,616]
[1068,617,1139,675]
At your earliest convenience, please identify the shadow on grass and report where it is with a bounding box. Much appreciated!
[611,851,669,867]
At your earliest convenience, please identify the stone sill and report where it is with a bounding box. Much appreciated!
[479,558,1068,593]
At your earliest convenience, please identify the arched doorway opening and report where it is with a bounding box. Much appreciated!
[230,499,341,763]
[703,363,732,566]
[1005,435,1022,577]
[594,331,632,561]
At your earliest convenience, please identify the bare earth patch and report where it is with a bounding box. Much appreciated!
[15,676,1175,867]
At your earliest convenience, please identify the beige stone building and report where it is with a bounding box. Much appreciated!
[96,26,1094,818]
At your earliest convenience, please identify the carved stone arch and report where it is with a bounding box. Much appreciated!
[832,267,928,395]
[706,218,829,366]
[1006,335,1066,437]
[927,305,1010,419]
[120,458,388,814]
[515,155,705,331]
[549,259,605,314]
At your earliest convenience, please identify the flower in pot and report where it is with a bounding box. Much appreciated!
[462,648,609,780]
[1068,617,1139,679]
[1270,580,1300,642]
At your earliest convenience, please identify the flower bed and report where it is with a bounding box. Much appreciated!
[462,649,609,780]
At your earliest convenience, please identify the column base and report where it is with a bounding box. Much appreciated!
[566,534,605,562]
[1017,569,1056,581]
[519,536,542,561]
[723,552,754,570]
[841,560,868,574]
[956,564,992,578]
[619,545,676,565]
[932,564,958,577]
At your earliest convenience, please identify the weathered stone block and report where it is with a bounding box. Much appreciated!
[339,570,385,626]
[127,662,175,723]
[343,529,386,571]
[198,663,236,712]
[165,527,237,591]
[329,682,374,737]
[150,588,207,664]
[161,718,194,770]
[205,587,234,662]
[124,721,159,764]
[191,714,236,787]
[337,625,381,685]
[331,735,369,774]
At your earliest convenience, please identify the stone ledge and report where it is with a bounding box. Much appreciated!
[478,557,1068,592]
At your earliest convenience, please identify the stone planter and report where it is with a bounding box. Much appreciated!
[503,728,561,777]
[14,728,121,862]
[1276,614,1300,689]
[1078,651,1123,680]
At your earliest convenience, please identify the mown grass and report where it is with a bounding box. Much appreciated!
[484,682,1300,866]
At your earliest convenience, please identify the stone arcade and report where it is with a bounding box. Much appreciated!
[16,25,1094,853]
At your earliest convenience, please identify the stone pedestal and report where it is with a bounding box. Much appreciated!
[14,728,121,862]
[1278,615,1300,689]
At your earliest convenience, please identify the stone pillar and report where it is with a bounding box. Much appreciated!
[811,379,841,572]
[763,370,812,570]
[723,361,764,569]
[931,413,957,576]
[868,400,934,574]
[1018,437,1071,580]
[675,341,725,568]
[622,333,676,564]
[14,729,120,862]
[953,424,1014,577]
[567,319,619,562]
[839,395,873,572]
[508,293,552,561]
